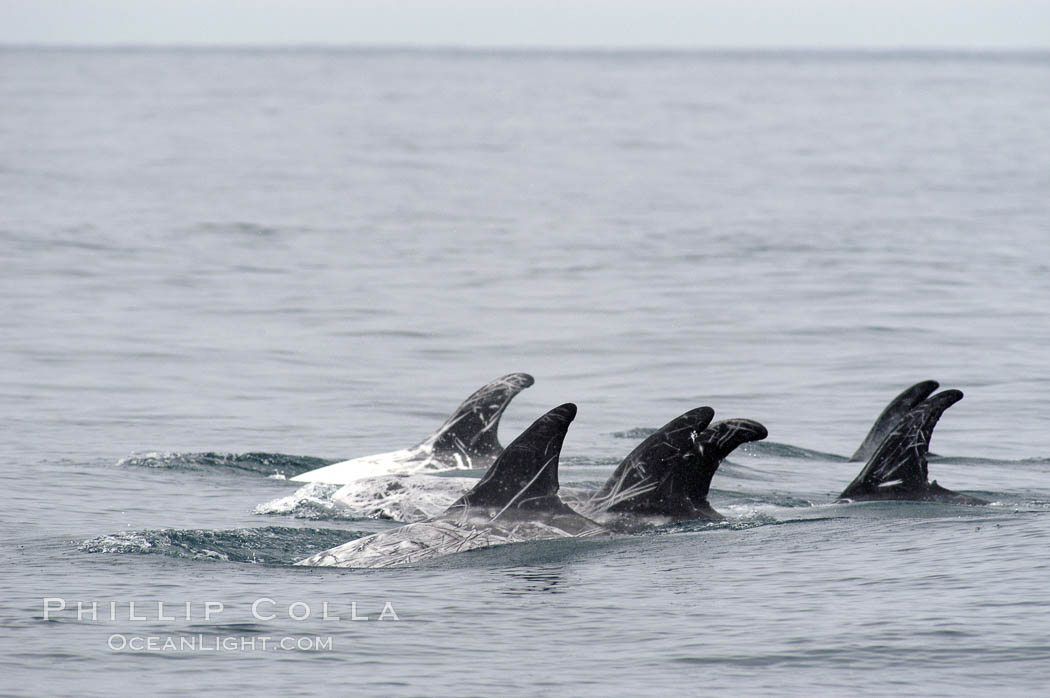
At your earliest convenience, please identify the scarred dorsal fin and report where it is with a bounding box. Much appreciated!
[840,389,962,499]
[589,407,715,516]
[421,373,534,466]
[850,380,939,462]
[449,403,576,513]
[690,419,768,502]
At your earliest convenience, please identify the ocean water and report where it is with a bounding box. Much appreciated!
[2,48,1049,696]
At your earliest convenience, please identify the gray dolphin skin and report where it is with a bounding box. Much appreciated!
[281,405,768,528]
[296,403,605,568]
[850,380,940,462]
[690,418,770,514]
[296,403,765,568]
[293,378,991,569]
[421,372,536,468]
[839,389,987,505]
[585,407,715,522]
[290,372,536,483]
[582,409,768,528]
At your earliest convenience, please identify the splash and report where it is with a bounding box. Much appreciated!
[254,482,354,520]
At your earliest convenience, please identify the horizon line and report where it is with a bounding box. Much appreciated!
[2,42,1049,54]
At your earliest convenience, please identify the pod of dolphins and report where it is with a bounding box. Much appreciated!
[293,374,983,569]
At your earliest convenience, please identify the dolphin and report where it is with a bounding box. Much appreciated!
[581,409,768,529]
[291,373,534,484]
[276,407,767,528]
[839,389,987,505]
[850,380,940,462]
[295,403,766,568]
[296,403,605,568]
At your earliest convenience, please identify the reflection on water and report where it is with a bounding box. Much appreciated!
[499,566,568,595]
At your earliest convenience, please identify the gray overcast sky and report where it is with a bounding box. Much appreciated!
[2,0,1049,48]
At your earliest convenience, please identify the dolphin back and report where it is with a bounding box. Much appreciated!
[589,407,715,516]
[690,418,768,502]
[449,403,576,513]
[849,380,940,462]
[421,372,535,465]
[840,389,964,500]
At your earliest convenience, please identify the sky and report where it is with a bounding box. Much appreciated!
[1,0,1048,48]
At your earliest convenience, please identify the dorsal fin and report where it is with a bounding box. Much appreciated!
[850,380,939,462]
[590,407,714,515]
[840,389,962,499]
[449,403,576,513]
[690,419,768,502]
[421,373,534,466]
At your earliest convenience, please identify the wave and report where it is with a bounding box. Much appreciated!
[733,441,848,461]
[610,427,657,439]
[79,525,369,564]
[929,455,1050,466]
[117,451,334,477]
[717,490,816,508]
[608,432,849,461]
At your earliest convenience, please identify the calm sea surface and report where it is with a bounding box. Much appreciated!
[2,48,1049,696]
